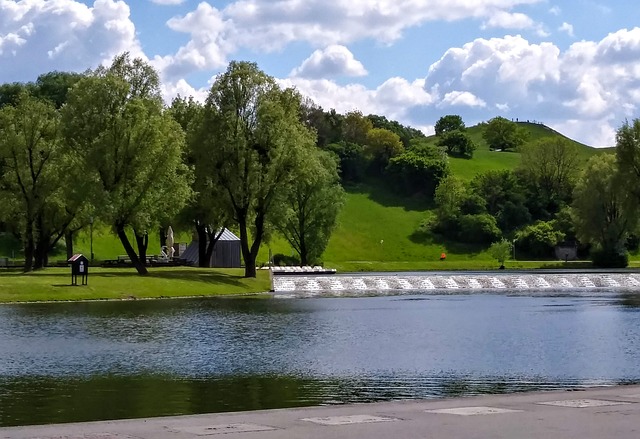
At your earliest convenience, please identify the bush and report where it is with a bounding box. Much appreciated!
[457,214,502,244]
[272,253,301,266]
[386,151,449,197]
[516,221,565,258]
[590,246,629,268]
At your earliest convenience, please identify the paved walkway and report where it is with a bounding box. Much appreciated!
[2,385,640,438]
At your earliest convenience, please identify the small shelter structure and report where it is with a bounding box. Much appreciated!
[68,253,89,285]
[179,228,242,268]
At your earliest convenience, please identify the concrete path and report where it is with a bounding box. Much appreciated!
[2,385,640,438]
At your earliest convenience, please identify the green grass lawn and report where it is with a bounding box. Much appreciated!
[0,267,271,303]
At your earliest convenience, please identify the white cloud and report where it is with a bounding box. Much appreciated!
[161,78,208,104]
[222,0,545,51]
[290,45,367,79]
[0,0,142,82]
[280,75,433,122]
[150,0,185,4]
[151,2,231,80]
[439,91,486,108]
[559,22,574,37]
[482,11,535,30]
[424,29,640,146]
[549,6,561,16]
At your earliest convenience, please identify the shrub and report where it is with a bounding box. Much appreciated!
[516,221,565,258]
[457,214,501,244]
[272,253,301,266]
[591,246,629,268]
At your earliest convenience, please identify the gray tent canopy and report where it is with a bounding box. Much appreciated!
[179,228,242,268]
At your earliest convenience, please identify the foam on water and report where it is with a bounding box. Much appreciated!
[271,272,640,297]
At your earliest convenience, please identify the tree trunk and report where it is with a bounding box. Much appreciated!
[204,227,225,268]
[196,223,209,268]
[159,226,167,248]
[116,224,148,275]
[65,230,74,260]
[23,221,34,273]
[135,230,149,266]
[34,238,49,269]
[244,212,265,278]
[238,214,256,278]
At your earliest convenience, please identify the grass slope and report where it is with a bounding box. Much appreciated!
[426,122,605,181]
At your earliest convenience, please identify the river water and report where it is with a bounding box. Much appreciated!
[1,292,640,426]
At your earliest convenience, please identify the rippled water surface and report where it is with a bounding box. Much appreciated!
[1,292,640,426]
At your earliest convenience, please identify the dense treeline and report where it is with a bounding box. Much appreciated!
[0,56,345,276]
[1,54,639,272]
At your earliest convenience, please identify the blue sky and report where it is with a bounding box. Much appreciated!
[2,1,640,146]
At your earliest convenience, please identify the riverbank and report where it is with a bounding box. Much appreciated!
[0,267,271,303]
[3,384,639,438]
[2,262,640,303]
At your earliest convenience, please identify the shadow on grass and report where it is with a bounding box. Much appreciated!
[345,180,435,212]
[417,230,486,257]
[0,267,256,288]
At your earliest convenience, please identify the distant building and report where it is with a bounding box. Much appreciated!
[555,242,578,261]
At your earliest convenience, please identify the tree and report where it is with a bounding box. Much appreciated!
[434,175,467,220]
[34,71,84,109]
[616,118,640,202]
[386,150,449,197]
[200,61,316,277]
[170,95,229,268]
[518,137,580,214]
[342,110,372,145]
[368,114,425,147]
[62,53,193,275]
[572,154,636,267]
[435,115,465,137]
[488,239,513,269]
[0,93,84,271]
[482,116,528,151]
[437,130,477,158]
[515,221,565,258]
[365,127,404,174]
[274,149,344,265]
[470,170,531,232]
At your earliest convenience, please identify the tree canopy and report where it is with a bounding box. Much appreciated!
[482,116,528,151]
[62,54,193,275]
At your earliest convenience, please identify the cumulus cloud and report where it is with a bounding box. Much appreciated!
[0,0,142,83]
[439,91,486,108]
[151,2,232,80]
[222,0,545,50]
[149,0,184,4]
[280,75,433,122]
[424,29,640,146]
[290,45,367,79]
[559,22,574,37]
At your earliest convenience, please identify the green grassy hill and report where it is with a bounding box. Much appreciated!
[424,122,604,181]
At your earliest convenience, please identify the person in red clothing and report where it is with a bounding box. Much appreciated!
[440,252,446,261]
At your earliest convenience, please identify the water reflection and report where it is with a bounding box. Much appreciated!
[1,293,640,426]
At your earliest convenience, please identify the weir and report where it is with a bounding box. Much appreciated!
[271,271,640,297]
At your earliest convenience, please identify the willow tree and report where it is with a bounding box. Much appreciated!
[616,118,640,202]
[572,154,636,267]
[170,95,229,268]
[62,54,193,275]
[273,149,344,266]
[0,93,70,271]
[199,61,316,277]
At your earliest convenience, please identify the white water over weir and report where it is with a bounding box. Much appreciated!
[271,272,640,297]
